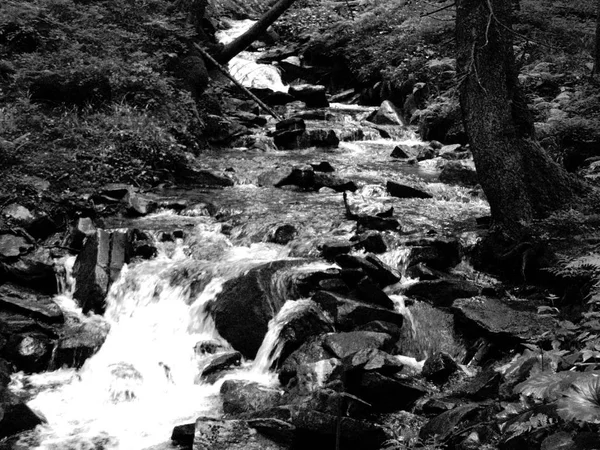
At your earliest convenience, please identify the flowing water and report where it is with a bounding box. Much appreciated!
[5,20,491,450]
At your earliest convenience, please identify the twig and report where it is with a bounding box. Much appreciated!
[421,1,455,17]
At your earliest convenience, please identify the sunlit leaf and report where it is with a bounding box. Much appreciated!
[515,372,581,401]
[557,375,600,424]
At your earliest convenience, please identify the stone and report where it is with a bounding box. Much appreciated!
[404,279,480,307]
[278,335,334,386]
[172,422,195,449]
[210,260,309,359]
[357,321,402,343]
[220,380,283,417]
[439,161,478,187]
[367,100,405,126]
[200,351,242,382]
[194,418,288,450]
[352,233,387,254]
[72,229,130,314]
[267,224,298,245]
[418,97,467,144]
[2,204,35,224]
[0,283,63,324]
[174,167,234,188]
[334,254,401,287]
[288,84,328,108]
[51,315,110,369]
[310,161,335,172]
[313,291,404,331]
[321,242,354,260]
[405,237,461,270]
[386,181,432,199]
[422,352,459,384]
[419,404,481,442]
[0,233,33,258]
[355,277,396,309]
[4,332,54,373]
[0,387,44,439]
[416,146,437,161]
[323,331,393,359]
[125,192,158,216]
[452,296,556,344]
[343,348,404,375]
[390,145,411,159]
[1,256,59,295]
[195,340,227,355]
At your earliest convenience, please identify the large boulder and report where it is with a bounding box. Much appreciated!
[323,331,394,359]
[403,279,480,307]
[72,229,131,314]
[288,84,329,108]
[221,380,283,417]
[367,100,406,126]
[1,256,60,295]
[51,315,110,369]
[439,161,479,187]
[417,97,467,144]
[0,233,33,258]
[0,386,44,439]
[210,260,310,359]
[0,283,63,324]
[194,417,289,450]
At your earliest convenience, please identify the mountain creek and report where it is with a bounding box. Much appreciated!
[0,19,565,450]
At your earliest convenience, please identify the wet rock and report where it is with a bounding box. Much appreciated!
[29,68,112,107]
[267,224,298,245]
[289,84,328,108]
[211,260,308,359]
[278,335,334,386]
[1,256,58,295]
[346,371,429,412]
[321,241,354,260]
[51,315,110,369]
[97,183,133,201]
[194,417,288,450]
[4,332,54,373]
[66,217,97,251]
[313,290,404,331]
[367,100,405,126]
[404,279,480,307]
[195,340,227,355]
[416,146,437,161]
[200,351,242,383]
[0,358,12,387]
[419,404,481,442]
[386,181,432,199]
[417,98,466,145]
[439,161,479,187]
[422,352,459,384]
[452,296,555,344]
[343,348,404,376]
[291,408,388,450]
[174,166,235,188]
[355,277,396,309]
[73,229,131,314]
[0,283,63,324]
[0,387,44,439]
[406,237,461,270]
[323,331,393,359]
[0,233,33,258]
[352,233,387,254]
[246,418,295,447]
[124,192,158,216]
[273,165,355,192]
[2,204,35,225]
[334,254,401,287]
[310,161,335,172]
[390,145,412,159]
[129,230,158,260]
[221,380,283,417]
[313,172,356,192]
[357,321,402,343]
[405,263,447,280]
[172,422,195,449]
[252,88,295,106]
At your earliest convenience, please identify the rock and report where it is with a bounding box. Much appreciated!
[267,224,298,245]
[404,279,480,307]
[194,417,288,450]
[452,296,556,344]
[345,371,429,412]
[313,291,404,331]
[405,237,461,270]
[0,387,44,439]
[51,315,110,369]
[321,242,354,260]
[390,145,411,159]
[220,380,283,417]
[386,181,432,199]
[273,166,356,192]
[417,97,467,144]
[129,229,158,260]
[29,68,112,107]
[367,100,405,126]
[200,351,242,383]
[343,348,404,375]
[195,340,227,355]
[2,204,35,225]
[97,183,133,201]
[416,146,437,161]
[246,418,295,447]
[291,408,388,450]
[334,254,401,287]
[352,233,387,254]
[0,283,63,324]
[439,161,478,187]
[419,404,481,442]
[72,229,130,314]
[1,256,59,295]
[355,277,396,309]
[357,321,402,343]
[3,332,54,372]
[288,84,328,108]
[422,352,459,384]
[310,161,335,172]
[0,233,33,258]
[210,260,309,359]
[174,166,235,188]
[125,192,158,216]
[329,88,356,103]
[323,331,393,359]
[172,422,195,449]
[278,335,334,386]
[0,358,12,387]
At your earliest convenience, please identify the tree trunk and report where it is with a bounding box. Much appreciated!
[455,0,584,237]
[214,0,298,64]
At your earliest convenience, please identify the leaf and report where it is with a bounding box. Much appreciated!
[515,372,581,401]
[557,374,600,424]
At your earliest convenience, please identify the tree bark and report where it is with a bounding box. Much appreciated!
[214,0,298,64]
[455,0,585,237]
[596,0,600,73]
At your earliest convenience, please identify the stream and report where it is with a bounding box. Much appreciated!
[5,20,490,450]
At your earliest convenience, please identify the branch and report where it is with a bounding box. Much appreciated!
[421,1,455,17]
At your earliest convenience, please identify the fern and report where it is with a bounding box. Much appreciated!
[504,413,553,440]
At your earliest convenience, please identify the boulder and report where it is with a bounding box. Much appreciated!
[288,84,328,108]
[386,181,432,199]
[439,161,479,187]
[312,291,404,331]
[2,204,35,225]
[1,256,60,295]
[334,254,400,287]
[29,68,111,107]
[50,315,110,369]
[210,260,309,359]
[72,229,131,314]
[278,335,334,386]
[0,233,33,258]
[0,387,44,439]
[417,98,467,144]
[220,380,283,417]
[3,332,54,373]
[404,279,480,307]
[273,165,356,192]
[323,331,393,359]
[422,352,459,384]
[343,348,404,376]
[367,100,405,126]
[351,233,387,254]
[124,192,158,216]
[355,277,396,309]
[194,417,288,450]
[0,283,63,324]
[452,296,556,344]
[419,404,481,442]
[267,224,298,245]
[416,146,437,161]
[173,166,234,188]
[405,238,461,270]
[199,351,242,383]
